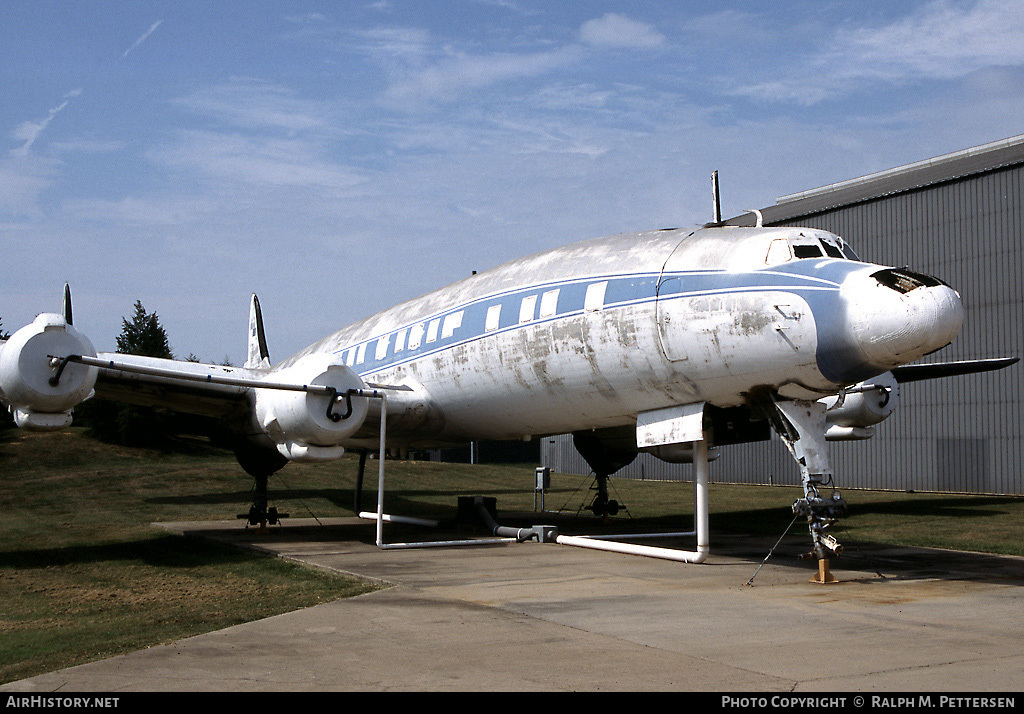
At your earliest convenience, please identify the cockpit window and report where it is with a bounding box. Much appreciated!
[765,239,792,266]
[764,233,859,266]
[821,242,844,259]
[872,267,946,294]
[792,244,824,259]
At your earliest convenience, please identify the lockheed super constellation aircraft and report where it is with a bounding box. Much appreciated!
[1,177,1016,577]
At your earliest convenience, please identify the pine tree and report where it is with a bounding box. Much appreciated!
[117,301,173,358]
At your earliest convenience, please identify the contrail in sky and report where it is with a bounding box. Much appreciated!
[13,88,82,156]
[122,20,162,59]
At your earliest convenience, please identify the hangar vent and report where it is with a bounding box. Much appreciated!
[542,135,1024,494]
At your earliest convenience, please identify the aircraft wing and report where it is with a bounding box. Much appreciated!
[89,353,256,420]
[0,290,415,469]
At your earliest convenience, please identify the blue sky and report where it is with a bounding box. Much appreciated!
[4,0,1024,362]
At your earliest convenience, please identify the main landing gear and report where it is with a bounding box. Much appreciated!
[571,428,635,520]
[237,473,289,530]
[589,472,622,518]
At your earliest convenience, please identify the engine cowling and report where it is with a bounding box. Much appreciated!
[821,371,899,440]
[254,354,369,462]
[0,314,98,430]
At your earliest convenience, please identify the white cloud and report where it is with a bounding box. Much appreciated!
[834,0,1024,81]
[380,46,581,108]
[49,139,125,154]
[64,195,219,227]
[723,0,1024,105]
[0,154,59,215]
[350,25,433,67]
[171,81,327,134]
[579,13,664,50]
[149,129,366,190]
[10,90,81,156]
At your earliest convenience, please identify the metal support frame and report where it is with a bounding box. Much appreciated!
[358,430,714,563]
[357,392,519,550]
[554,434,711,563]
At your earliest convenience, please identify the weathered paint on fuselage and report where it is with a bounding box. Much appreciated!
[279,225,892,449]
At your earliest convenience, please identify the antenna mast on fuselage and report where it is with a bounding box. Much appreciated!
[705,170,725,227]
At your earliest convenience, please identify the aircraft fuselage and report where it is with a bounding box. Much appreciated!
[282,225,963,449]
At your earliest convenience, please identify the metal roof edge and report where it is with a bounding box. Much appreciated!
[777,134,1024,205]
[727,134,1024,226]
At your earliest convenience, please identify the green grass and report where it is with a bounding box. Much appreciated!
[3,427,1024,683]
[0,429,378,684]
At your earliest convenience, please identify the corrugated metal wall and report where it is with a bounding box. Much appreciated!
[542,162,1023,495]
[772,164,1023,494]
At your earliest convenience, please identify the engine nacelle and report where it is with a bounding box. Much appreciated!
[0,314,98,430]
[821,371,899,441]
[254,354,369,462]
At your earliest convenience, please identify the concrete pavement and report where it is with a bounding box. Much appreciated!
[4,514,1024,692]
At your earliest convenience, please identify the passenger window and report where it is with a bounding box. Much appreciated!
[519,295,537,323]
[539,289,559,318]
[441,311,463,339]
[485,304,501,332]
[584,281,608,311]
[408,323,424,350]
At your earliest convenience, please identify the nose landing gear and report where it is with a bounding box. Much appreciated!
[765,397,848,583]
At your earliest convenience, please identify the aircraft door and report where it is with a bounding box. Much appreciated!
[656,231,707,364]
[656,276,716,366]
[656,277,687,362]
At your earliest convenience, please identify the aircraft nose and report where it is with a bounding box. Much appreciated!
[847,267,965,370]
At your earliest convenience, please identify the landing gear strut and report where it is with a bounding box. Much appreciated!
[768,398,848,583]
[589,473,620,517]
[238,473,289,528]
[572,428,635,519]
[233,439,290,529]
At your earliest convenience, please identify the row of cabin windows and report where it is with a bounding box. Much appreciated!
[344,279,612,367]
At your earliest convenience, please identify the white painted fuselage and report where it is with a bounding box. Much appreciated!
[280,224,963,450]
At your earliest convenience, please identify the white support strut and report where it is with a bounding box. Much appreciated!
[359,419,713,560]
[362,391,517,550]
[556,434,711,563]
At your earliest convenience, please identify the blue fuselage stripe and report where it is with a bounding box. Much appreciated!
[340,260,862,380]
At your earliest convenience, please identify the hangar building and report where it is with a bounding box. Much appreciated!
[542,135,1023,495]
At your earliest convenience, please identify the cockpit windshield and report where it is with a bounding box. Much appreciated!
[764,231,860,266]
[793,243,823,259]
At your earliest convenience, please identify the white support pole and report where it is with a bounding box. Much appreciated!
[359,511,440,528]
[573,531,696,541]
[556,432,710,564]
[694,433,710,558]
[369,392,516,550]
[554,535,707,562]
[375,393,388,548]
